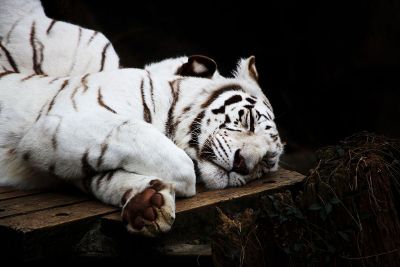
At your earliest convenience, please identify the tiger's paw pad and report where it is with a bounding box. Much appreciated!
[122,180,175,237]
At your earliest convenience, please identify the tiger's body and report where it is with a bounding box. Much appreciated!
[0,0,283,236]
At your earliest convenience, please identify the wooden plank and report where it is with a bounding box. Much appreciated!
[0,187,16,194]
[103,168,305,222]
[0,192,88,218]
[176,168,303,212]
[0,190,42,201]
[0,201,117,232]
[0,168,305,261]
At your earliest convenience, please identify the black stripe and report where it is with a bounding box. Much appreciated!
[211,94,243,114]
[49,77,61,84]
[270,134,279,141]
[225,115,231,123]
[96,172,108,189]
[77,28,82,44]
[30,22,44,75]
[140,79,152,123]
[238,110,244,121]
[189,110,205,150]
[263,100,273,111]
[87,31,98,45]
[192,159,201,179]
[225,127,242,132]
[47,79,69,113]
[97,87,117,114]
[81,73,90,92]
[71,85,80,111]
[221,135,232,152]
[216,137,229,158]
[46,20,57,35]
[36,101,48,122]
[225,95,243,106]
[212,106,225,114]
[81,149,97,177]
[37,39,45,74]
[106,170,116,181]
[249,108,255,132]
[165,79,181,138]
[99,42,110,71]
[246,97,256,104]
[255,110,261,120]
[21,73,36,82]
[201,84,243,109]
[0,43,19,72]
[146,71,156,112]
[212,140,224,160]
[199,136,217,161]
[97,143,108,167]
[259,113,271,121]
[0,71,14,79]
[51,120,62,150]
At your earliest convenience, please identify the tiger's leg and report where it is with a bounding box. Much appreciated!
[77,170,175,237]
[16,115,196,197]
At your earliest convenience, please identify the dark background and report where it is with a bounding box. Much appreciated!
[41,0,400,152]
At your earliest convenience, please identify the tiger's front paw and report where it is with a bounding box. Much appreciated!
[122,180,175,237]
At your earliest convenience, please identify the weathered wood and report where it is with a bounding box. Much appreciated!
[0,187,15,194]
[0,192,88,218]
[0,201,116,232]
[0,168,305,261]
[103,168,304,222]
[159,243,212,256]
[0,190,41,201]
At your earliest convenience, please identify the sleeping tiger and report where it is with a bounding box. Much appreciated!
[0,0,283,236]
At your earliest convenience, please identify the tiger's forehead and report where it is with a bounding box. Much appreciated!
[206,88,272,114]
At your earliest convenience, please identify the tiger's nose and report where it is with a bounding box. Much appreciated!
[232,149,249,175]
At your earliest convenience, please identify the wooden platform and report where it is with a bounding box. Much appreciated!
[0,168,304,261]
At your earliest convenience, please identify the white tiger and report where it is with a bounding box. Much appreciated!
[0,0,283,236]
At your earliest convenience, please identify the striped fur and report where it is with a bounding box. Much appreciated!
[0,0,283,236]
[0,0,119,76]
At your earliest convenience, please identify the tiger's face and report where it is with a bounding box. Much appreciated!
[185,56,284,189]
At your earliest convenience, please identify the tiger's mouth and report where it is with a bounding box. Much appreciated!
[200,154,278,188]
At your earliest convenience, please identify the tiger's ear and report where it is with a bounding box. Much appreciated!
[176,55,217,78]
[234,56,259,83]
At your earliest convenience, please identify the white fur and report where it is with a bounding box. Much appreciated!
[0,0,119,75]
[0,0,283,236]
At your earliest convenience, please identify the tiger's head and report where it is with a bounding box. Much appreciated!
[173,56,284,189]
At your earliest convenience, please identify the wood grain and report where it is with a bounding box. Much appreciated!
[0,190,42,201]
[103,168,305,222]
[0,168,304,232]
[0,187,15,194]
[0,201,117,233]
[0,192,88,218]
[0,168,305,261]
